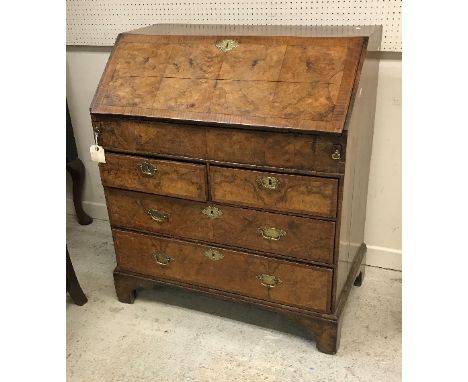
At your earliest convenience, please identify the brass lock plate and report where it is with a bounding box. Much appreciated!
[256,176,280,190]
[216,39,239,52]
[202,206,223,219]
[203,249,224,261]
[138,161,157,176]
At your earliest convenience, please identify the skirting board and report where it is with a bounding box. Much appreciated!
[66,198,109,221]
[66,199,402,271]
[365,245,402,271]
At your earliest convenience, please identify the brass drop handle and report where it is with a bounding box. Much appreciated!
[138,161,157,176]
[257,226,286,241]
[256,176,280,190]
[153,253,173,266]
[331,149,341,160]
[257,274,282,288]
[147,208,169,222]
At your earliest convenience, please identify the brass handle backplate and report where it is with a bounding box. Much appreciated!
[256,176,280,190]
[138,162,157,176]
[256,274,282,288]
[203,249,224,261]
[147,208,169,222]
[257,226,286,241]
[153,253,173,266]
[202,206,223,219]
[216,39,239,52]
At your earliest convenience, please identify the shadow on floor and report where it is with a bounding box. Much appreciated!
[135,284,313,342]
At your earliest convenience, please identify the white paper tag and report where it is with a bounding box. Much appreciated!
[90,145,106,163]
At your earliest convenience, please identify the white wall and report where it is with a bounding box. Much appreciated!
[365,55,402,270]
[66,47,402,270]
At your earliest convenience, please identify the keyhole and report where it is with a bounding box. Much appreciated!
[268,178,272,186]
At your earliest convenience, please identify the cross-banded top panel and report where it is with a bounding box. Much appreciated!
[91,33,365,134]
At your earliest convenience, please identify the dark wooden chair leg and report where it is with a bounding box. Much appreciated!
[66,248,88,306]
[354,265,366,287]
[66,158,93,225]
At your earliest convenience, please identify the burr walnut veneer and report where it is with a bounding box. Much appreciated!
[91,24,382,354]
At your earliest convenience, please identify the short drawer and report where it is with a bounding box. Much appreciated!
[206,126,346,174]
[97,119,207,160]
[105,188,335,264]
[210,166,338,218]
[113,229,333,313]
[100,153,207,201]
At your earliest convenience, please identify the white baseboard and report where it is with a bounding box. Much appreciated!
[66,198,402,271]
[365,245,402,271]
[66,198,109,221]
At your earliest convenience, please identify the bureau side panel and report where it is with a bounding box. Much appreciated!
[333,47,380,308]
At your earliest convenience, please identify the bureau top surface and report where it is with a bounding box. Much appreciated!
[91,25,369,134]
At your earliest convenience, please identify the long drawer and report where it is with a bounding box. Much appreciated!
[95,119,346,173]
[113,229,333,313]
[210,166,338,218]
[105,188,335,264]
[99,153,208,201]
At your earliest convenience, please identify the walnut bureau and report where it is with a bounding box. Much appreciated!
[90,24,382,354]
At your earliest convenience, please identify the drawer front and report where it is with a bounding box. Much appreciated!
[95,119,345,173]
[210,166,338,218]
[113,229,332,313]
[100,153,207,201]
[105,188,335,264]
[206,127,345,174]
[97,119,207,159]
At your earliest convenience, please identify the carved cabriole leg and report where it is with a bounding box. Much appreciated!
[66,248,88,306]
[113,268,159,304]
[66,158,93,225]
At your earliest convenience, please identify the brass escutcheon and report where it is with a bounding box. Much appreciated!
[216,39,239,52]
[147,208,169,222]
[202,206,223,219]
[257,226,286,241]
[256,176,280,190]
[256,274,282,288]
[203,249,224,261]
[138,161,157,176]
[153,253,173,266]
[331,149,341,160]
